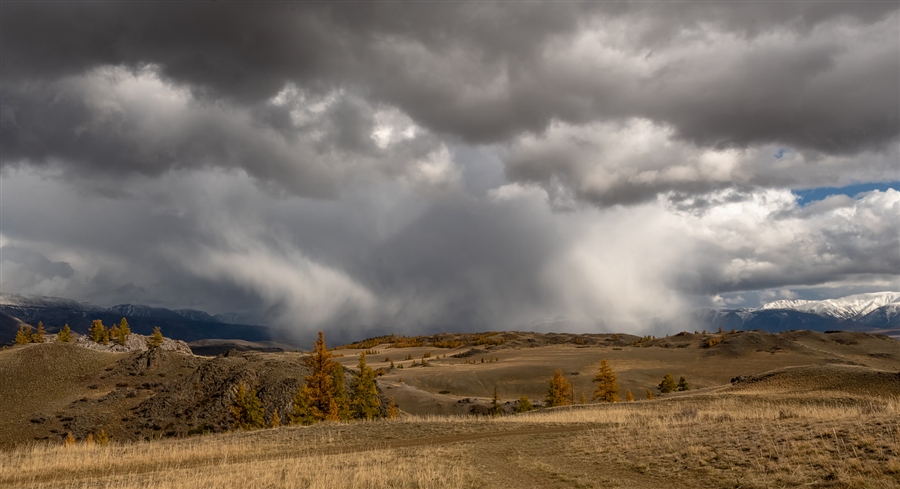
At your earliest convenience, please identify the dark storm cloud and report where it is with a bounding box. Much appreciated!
[1,2,897,337]
[2,2,897,203]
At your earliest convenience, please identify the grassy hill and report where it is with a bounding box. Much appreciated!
[0,329,898,488]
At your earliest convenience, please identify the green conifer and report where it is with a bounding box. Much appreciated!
[350,352,381,420]
[289,384,318,425]
[490,385,503,416]
[677,376,690,391]
[231,382,265,430]
[514,395,535,413]
[658,373,677,393]
[331,362,351,421]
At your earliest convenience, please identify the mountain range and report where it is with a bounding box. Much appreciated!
[0,294,283,345]
[1,291,898,346]
[669,292,900,337]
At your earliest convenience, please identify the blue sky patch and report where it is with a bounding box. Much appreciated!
[793,181,900,206]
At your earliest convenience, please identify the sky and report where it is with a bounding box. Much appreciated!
[1,2,898,341]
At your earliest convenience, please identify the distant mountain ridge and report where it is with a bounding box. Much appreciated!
[0,294,283,345]
[759,292,900,322]
[672,292,900,337]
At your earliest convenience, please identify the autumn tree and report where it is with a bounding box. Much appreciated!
[149,326,163,348]
[33,322,46,343]
[271,408,281,428]
[89,320,107,344]
[231,382,265,430]
[677,376,690,391]
[96,430,109,446]
[546,369,573,407]
[117,318,131,345]
[386,397,399,419]
[289,384,318,425]
[14,325,32,345]
[57,324,72,343]
[331,362,351,421]
[350,352,381,420]
[625,390,635,402]
[515,395,535,413]
[64,432,75,446]
[658,373,677,393]
[304,331,338,421]
[646,389,654,400]
[110,324,121,345]
[592,359,620,403]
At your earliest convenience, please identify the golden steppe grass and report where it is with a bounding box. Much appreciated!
[2,390,898,489]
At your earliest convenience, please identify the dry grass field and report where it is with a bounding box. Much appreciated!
[1,330,898,488]
[1,386,897,488]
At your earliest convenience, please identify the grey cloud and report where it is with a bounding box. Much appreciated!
[2,3,896,181]
[504,119,899,208]
[0,246,74,279]
[0,69,449,198]
[672,189,900,295]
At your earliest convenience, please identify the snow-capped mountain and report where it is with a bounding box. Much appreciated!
[658,292,900,337]
[759,292,900,322]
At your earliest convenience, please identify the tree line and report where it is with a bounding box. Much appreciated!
[14,318,165,348]
[231,331,398,431]
[538,360,691,409]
